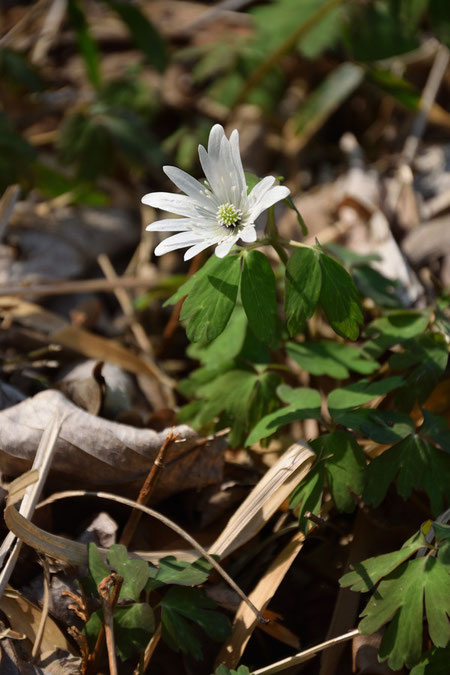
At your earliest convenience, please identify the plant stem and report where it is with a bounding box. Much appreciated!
[120,430,179,548]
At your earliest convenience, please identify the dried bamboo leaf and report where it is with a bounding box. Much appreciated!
[209,441,315,559]
[215,531,305,669]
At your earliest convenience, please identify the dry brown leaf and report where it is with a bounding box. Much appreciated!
[0,389,225,499]
[0,588,72,655]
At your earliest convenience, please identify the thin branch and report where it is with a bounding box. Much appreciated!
[97,253,155,357]
[31,557,50,660]
[252,629,360,674]
[120,430,180,548]
[0,276,163,298]
[402,44,450,164]
[137,623,162,675]
[98,575,123,675]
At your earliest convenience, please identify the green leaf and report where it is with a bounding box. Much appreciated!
[147,556,212,589]
[364,435,450,515]
[180,255,241,342]
[325,243,382,268]
[421,410,450,453]
[214,666,252,675]
[334,408,415,444]
[104,0,168,71]
[359,556,450,670]
[185,368,279,448]
[346,0,420,61]
[287,340,379,379]
[292,63,364,149]
[390,333,449,411]
[67,0,101,88]
[322,430,366,512]
[160,587,231,660]
[366,310,430,341]
[327,376,404,415]
[353,265,402,309]
[283,195,308,235]
[318,252,363,340]
[411,646,450,675]
[340,529,427,592]
[84,609,103,649]
[87,542,110,587]
[164,255,219,306]
[114,603,155,661]
[241,251,279,346]
[107,544,149,601]
[284,246,321,336]
[246,386,321,446]
[187,305,248,366]
[289,462,325,533]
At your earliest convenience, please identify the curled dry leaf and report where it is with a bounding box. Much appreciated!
[0,389,225,501]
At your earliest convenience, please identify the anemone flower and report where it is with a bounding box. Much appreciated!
[142,124,290,260]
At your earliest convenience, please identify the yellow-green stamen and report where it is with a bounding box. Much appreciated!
[217,203,242,229]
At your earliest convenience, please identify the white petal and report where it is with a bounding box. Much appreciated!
[215,234,239,258]
[154,231,203,256]
[142,192,196,217]
[248,176,276,204]
[198,145,227,202]
[184,238,218,261]
[163,166,217,210]
[229,130,246,196]
[240,226,257,243]
[207,124,225,160]
[250,185,290,220]
[146,218,191,232]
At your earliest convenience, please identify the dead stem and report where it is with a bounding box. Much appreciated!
[31,557,50,661]
[87,574,123,675]
[120,430,180,548]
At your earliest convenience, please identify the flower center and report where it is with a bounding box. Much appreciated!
[217,203,242,229]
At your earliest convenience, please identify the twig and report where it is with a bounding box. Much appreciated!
[31,0,67,64]
[97,253,155,357]
[0,0,50,47]
[96,575,123,675]
[31,557,50,660]
[0,276,164,298]
[137,623,162,675]
[402,44,450,164]
[252,629,360,674]
[0,185,20,242]
[119,430,180,548]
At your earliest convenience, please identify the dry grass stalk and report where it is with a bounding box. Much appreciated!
[215,529,305,669]
[210,441,315,559]
[0,415,61,598]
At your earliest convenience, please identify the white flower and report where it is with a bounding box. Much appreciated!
[142,124,290,261]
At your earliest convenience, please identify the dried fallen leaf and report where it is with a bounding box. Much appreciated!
[0,389,225,500]
[0,587,72,655]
